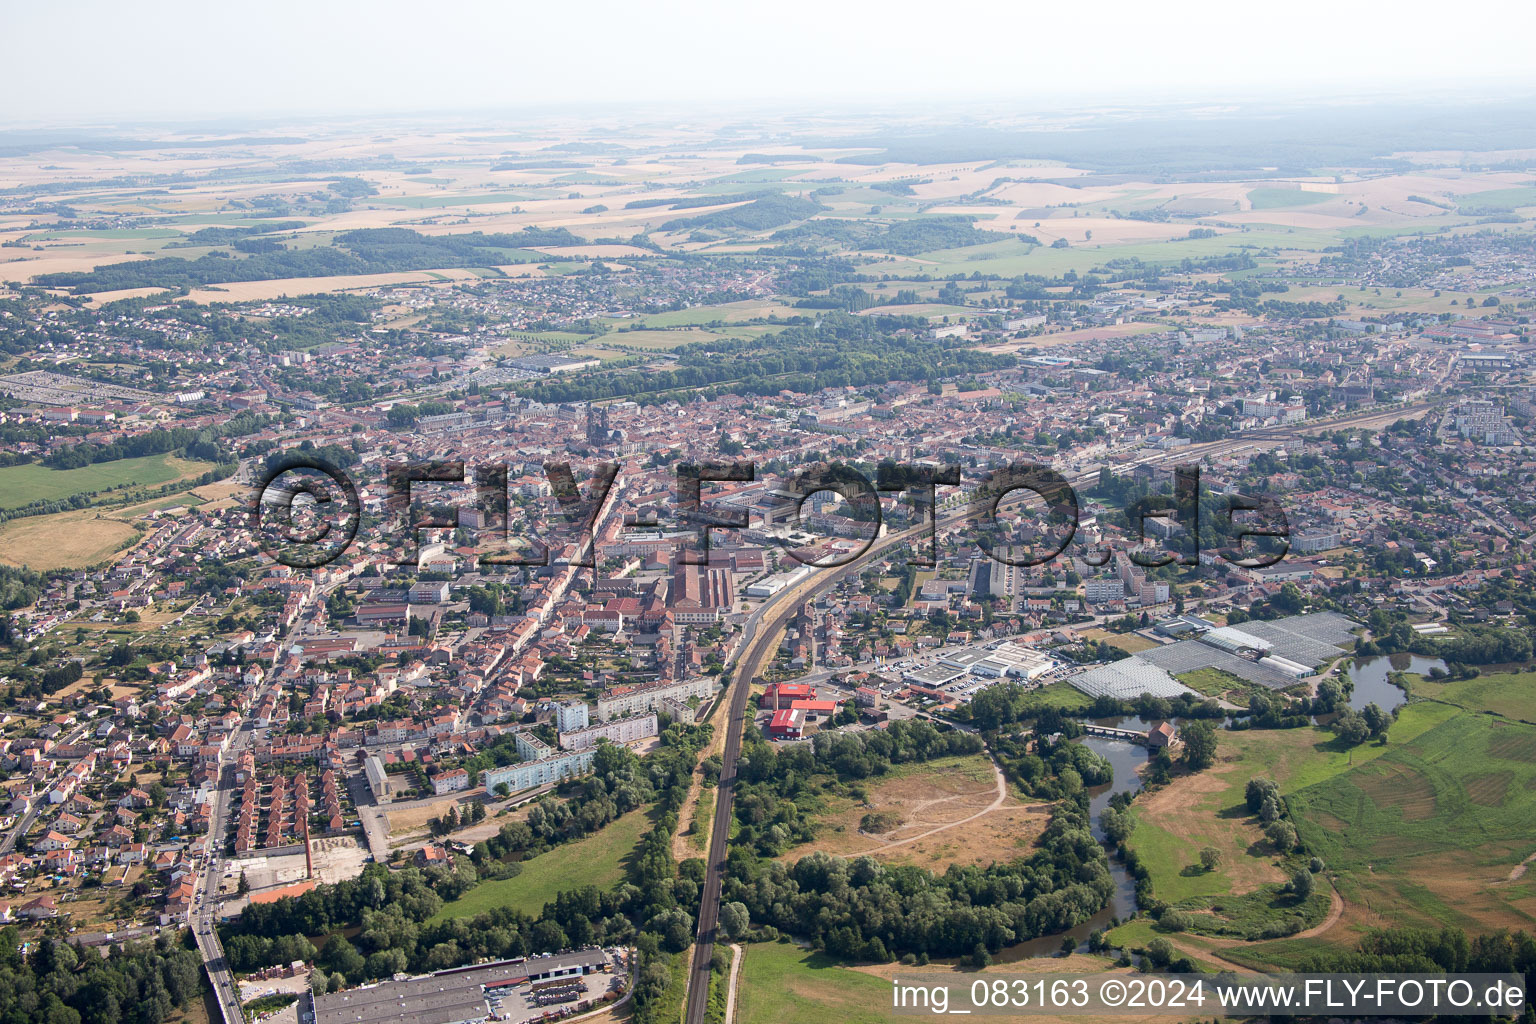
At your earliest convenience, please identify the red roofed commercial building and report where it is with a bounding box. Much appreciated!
[761,682,815,710]
[790,699,839,721]
[767,708,804,740]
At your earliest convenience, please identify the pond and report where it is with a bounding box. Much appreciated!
[1346,653,1446,712]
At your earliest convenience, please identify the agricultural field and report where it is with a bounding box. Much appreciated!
[1455,186,1536,212]
[1247,187,1335,210]
[0,453,212,509]
[1285,712,1536,936]
[426,808,651,921]
[0,477,230,569]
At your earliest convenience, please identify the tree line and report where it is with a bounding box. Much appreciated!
[0,928,203,1024]
[723,797,1113,964]
[36,227,578,294]
[517,313,1015,405]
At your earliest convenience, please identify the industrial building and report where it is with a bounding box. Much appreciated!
[1074,612,1360,696]
[307,949,612,1024]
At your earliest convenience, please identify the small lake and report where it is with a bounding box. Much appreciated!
[1346,653,1446,712]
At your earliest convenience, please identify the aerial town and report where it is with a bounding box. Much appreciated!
[1,87,1535,1024]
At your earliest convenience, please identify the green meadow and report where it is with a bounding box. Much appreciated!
[736,943,897,1024]
[426,809,650,922]
[1286,711,1536,934]
[0,453,211,509]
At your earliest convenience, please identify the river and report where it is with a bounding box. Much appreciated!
[999,727,1150,959]
[1001,658,1438,962]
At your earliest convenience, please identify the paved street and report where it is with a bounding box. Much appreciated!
[192,731,249,1024]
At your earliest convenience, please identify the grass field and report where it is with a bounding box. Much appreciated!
[1247,188,1334,210]
[1100,633,1161,654]
[1455,187,1536,212]
[1176,667,1257,698]
[785,754,1033,871]
[1104,916,1277,972]
[652,950,689,1024]
[493,331,593,353]
[687,788,714,852]
[629,299,800,328]
[0,508,142,569]
[1126,704,1463,914]
[736,943,898,1024]
[912,225,1340,278]
[0,453,212,509]
[1015,681,1095,713]
[740,943,1144,1024]
[0,473,226,569]
[427,809,650,921]
[1286,712,1536,934]
[1402,669,1536,723]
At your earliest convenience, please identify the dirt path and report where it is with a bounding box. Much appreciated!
[1502,850,1536,883]
[724,943,743,1024]
[848,758,1008,856]
[1166,936,1263,976]
[672,775,707,861]
[672,717,729,861]
[1289,880,1345,940]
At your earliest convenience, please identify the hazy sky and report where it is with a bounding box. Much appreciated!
[6,0,1536,124]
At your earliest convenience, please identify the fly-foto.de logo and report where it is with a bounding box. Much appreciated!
[249,455,1290,571]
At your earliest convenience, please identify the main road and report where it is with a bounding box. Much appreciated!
[193,724,254,1024]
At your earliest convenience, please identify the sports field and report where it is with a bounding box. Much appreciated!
[0,453,211,509]
[426,808,650,921]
